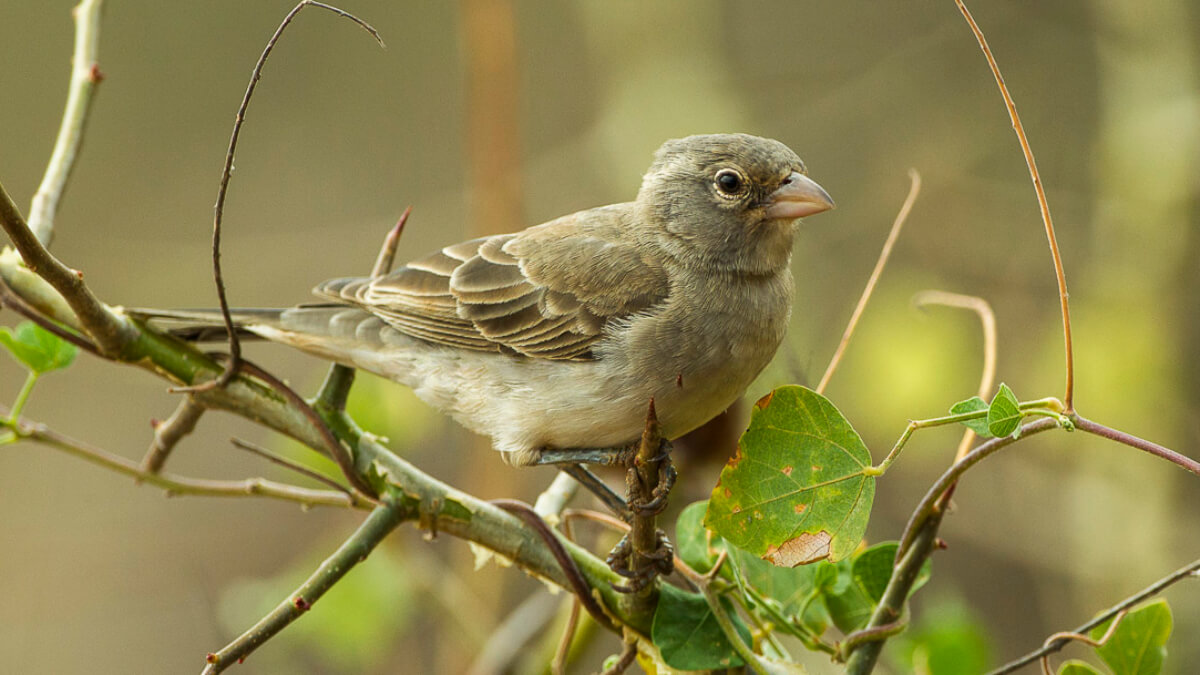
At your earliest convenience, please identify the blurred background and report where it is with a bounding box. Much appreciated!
[2,1,1198,673]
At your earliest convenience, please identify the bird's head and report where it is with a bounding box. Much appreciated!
[637,133,834,275]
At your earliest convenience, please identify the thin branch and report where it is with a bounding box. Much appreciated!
[817,169,921,395]
[201,501,407,674]
[0,181,136,356]
[229,437,353,497]
[1,409,361,509]
[142,396,205,473]
[912,290,996,461]
[987,558,1200,674]
[201,0,384,390]
[955,0,1075,411]
[1072,414,1200,477]
[28,0,105,247]
[535,471,581,519]
[599,634,638,675]
[210,354,379,500]
[372,206,410,277]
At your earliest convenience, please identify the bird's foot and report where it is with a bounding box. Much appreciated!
[607,529,674,594]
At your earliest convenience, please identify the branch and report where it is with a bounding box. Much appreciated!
[28,0,105,246]
[142,396,205,473]
[955,0,1075,411]
[987,557,1200,674]
[201,501,408,674]
[1072,414,1200,477]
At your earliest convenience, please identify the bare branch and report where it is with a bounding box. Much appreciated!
[1,409,361,509]
[954,0,1075,411]
[201,0,385,390]
[817,169,920,395]
[28,0,105,246]
[142,396,205,473]
[1072,414,1200,477]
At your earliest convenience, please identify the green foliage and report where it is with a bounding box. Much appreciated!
[0,321,77,374]
[1092,600,1172,675]
[949,395,992,437]
[651,584,749,670]
[705,385,874,566]
[986,383,1022,437]
[674,500,930,658]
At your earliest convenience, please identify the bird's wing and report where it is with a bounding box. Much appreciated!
[314,206,669,360]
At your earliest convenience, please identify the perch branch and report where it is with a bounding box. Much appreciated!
[1072,414,1200,477]
[141,396,205,473]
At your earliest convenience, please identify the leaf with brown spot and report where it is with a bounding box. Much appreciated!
[705,386,874,566]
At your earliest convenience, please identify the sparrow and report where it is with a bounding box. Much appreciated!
[144,134,834,470]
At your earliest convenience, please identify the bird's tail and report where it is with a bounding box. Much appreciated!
[127,307,292,342]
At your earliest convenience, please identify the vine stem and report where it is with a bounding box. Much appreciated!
[954,0,1075,411]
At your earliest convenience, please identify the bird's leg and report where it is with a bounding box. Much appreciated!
[533,445,637,467]
[559,463,630,522]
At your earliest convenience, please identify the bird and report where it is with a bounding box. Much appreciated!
[142,133,834,475]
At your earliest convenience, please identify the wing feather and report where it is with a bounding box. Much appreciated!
[311,204,668,360]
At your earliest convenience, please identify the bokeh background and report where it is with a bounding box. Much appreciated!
[2,1,1198,673]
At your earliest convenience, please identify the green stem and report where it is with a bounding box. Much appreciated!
[7,371,38,422]
[697,579,767,675]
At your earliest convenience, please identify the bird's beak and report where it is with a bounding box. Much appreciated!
[764,172,835,220]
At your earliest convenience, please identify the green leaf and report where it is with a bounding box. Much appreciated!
[950,396,993,437]
[1092,600,1172,675]
[675,500,726,575]
[986,383,1021,438]
[1058,661,1105,675]
[706,386,874,566]
[652,584,749,670]
[825,542,931,634]
[0,321,77,374]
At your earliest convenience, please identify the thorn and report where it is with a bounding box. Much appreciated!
[88,64,105,83]
[934,538,949,550]
[293,596,310,611]
[150,418,161,429]
[206,653,218,664]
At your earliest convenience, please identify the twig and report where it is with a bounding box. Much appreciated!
[1038,610,1127,675]
[987,557,1200,674]
[465,591,561,675]
[229,437,353,497]
[28,0,105,247]
[199,0,384,391]
[201,501,407,674]
[208,354,379,500]
[955,0,1074,411]
[1,408,360,509]
[618,400,671,605]
[372,206,410,277]
[912,290,996,461]
[0,181,136,356]
[816,169,920,395]
[141,396,205,473]
[1072,414,1200,477]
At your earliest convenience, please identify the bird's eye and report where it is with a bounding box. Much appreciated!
[714,169,746,196]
